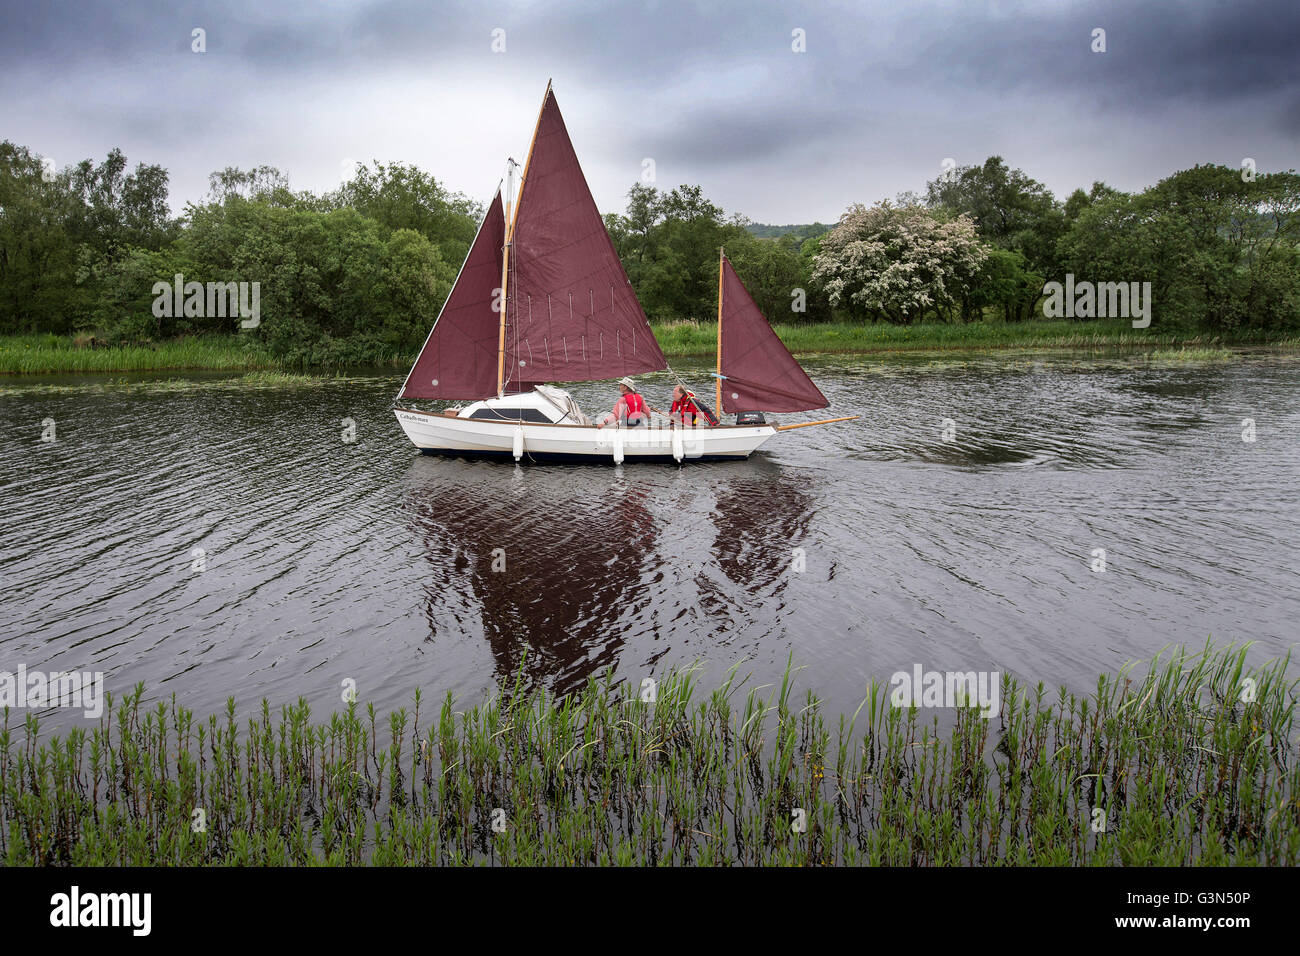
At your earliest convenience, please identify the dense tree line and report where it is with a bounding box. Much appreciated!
[745,222,830,242]
[0,143,475,364]
[603,183,832,323]
[607,158,1298,332]
[2,138,1297,369]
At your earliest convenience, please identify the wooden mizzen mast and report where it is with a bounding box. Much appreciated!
[715,247,724,414]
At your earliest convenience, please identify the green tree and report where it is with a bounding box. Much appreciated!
[966,248,1042,323]
[65,147,176,259]
[927,156,1062,318]
[181,194,455,364]
[331,161,479,267]
[1057,164,1300,331]
[0,142,87,332]
[725,231,827,323]
[605,183,837,322]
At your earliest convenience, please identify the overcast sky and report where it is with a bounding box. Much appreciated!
[2,0,1296,223]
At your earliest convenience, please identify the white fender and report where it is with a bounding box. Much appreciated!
[613,427,624,464]
[512,426,524,461]
[671,425,684,462]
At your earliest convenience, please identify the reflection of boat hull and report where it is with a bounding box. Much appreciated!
[395,407,776,462]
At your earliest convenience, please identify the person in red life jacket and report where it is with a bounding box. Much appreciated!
[597,377,648,427]
[669,385,702,426]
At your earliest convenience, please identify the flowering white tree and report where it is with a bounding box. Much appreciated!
[812,201,988,323]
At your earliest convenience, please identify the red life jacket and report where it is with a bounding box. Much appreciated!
[623,392,646,417]
[671,396,699,424]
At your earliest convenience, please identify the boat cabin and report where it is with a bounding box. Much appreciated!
[452,385,591,425]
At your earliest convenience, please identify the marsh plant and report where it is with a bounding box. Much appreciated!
[1,642,1295,866]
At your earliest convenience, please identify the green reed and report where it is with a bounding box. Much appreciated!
[0,334,274,374]
[1147,347,1237,362]
[2,641,1296,866]
[7,325,1297,376]
[648,319,1298,357]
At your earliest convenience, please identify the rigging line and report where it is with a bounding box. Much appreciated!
[661,359,710,419]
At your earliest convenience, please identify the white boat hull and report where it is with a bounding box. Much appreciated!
[394,407,776,462]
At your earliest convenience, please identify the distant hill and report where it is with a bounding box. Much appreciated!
[745,222,832,242]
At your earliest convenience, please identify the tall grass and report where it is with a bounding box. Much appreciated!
[650,319,1299,357]
[1148,347,1236,362]
[3,642,1295,866]
[0,334,274,374]
[5,324,1298,375]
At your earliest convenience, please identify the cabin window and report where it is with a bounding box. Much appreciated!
[468,408,553,423]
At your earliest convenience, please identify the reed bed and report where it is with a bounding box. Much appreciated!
[1147,347,1237,362]
[2,642,1296,866]
[649,319,1298,357]
[0,334,274,374]
[6,326,1298,376]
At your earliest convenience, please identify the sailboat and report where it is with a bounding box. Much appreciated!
[393,82,855,463]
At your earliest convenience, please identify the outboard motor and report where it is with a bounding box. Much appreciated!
[735,411,766,426]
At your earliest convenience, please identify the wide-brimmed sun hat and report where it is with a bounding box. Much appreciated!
[618,377,637,391]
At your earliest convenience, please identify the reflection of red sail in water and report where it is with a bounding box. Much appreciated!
[404,465,657,694]
[717,254,828,414]
[701,465,816,608]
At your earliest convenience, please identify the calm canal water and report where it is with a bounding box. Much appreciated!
[3,351,1298,728]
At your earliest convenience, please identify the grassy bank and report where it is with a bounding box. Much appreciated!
[0,334,274,374]
[4,323,1298,375]
[3,642,1295,866]
[653,319,1300,356]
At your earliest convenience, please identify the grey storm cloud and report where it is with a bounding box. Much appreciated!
[892,0,1300,110]
[1,0,1296,223]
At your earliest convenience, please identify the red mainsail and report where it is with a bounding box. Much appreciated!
[398,189,505,400]
[504,86,666,389]
[719,255,827,413]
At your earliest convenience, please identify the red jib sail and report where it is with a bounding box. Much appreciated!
[719,255,828,413]
[504,86,666,389]
[398,189,506,400]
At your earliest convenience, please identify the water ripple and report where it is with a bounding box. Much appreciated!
[2,353,1297,728]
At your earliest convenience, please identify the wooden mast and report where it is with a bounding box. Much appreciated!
[715,247,724,414]
[496,162,514,398]
[497,80,551,399]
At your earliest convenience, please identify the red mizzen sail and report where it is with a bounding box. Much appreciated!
[399,189,505,400]
[504,86,665,389]
[719,255,827,413]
